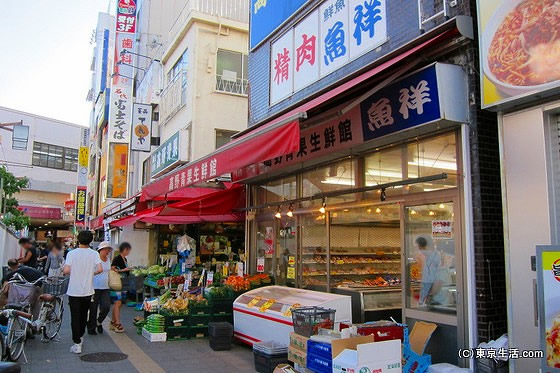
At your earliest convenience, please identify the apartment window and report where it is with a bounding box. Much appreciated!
[167,49,188,84]
[216,49,248,95]
[32,142,78,171]
[215,129,238,149]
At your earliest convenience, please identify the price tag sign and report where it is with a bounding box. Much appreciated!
[257,257,265,273]
[184,272,192,291]
[222,263,229,277]
[206,271,214,287]
[282,303,301,317]
[259,298,276,312]
[237,262,244,277]
[247,296,262,308]
[287,267,296,279]
[288,256,295,266]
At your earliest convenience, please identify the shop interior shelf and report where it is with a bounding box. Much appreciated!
[302,251,401,256]
[303,260,400,264]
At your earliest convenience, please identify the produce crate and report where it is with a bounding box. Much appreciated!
[253,350,289,373]
[189,303,211,315]
[208,322,233,338]
[144,309,160,319]
[166,326,190,341]
[188,313,211,327]
[306,351,331,373]
[142,328,166,342]
[163,313,189,327]
[210,312,233,324]
[209,335,232,351]
[210,301,233,316]
[307,340,331,360]
[188,325,209,339]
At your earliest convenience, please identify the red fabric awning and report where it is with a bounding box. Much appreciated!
[152,183,235,201]
[90,215,105,230]
[140,120,300,201]
[141,214,244,225]
[159,184,245,216]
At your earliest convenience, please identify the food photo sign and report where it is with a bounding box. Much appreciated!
[537,246,560,372]
[477,0,560,109]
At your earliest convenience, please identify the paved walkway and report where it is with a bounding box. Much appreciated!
[21,300,256,373]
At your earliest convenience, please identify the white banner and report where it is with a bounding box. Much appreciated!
[131,103,152,152]
[270,0,388,104]
[108,85,132,143]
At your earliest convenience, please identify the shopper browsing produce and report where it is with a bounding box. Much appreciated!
[88,241,112,335]
[110,242,132,333]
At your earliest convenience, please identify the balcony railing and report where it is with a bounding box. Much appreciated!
[215,74,248,96]
[159,72,187,124]
[169,0,249,43]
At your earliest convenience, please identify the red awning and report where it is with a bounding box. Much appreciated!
[140,120,300,201]
[141,214,244,224]
[152,183,235,201]
[159,184,245,216]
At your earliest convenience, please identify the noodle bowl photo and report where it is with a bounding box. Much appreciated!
[482,0,560,97]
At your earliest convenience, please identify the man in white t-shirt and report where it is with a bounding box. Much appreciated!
[63,230,102,354]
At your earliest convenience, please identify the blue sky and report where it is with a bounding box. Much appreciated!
[0,1,110,126]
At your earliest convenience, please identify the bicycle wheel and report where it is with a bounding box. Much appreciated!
[6,315,27,362]
[43,297,63,340]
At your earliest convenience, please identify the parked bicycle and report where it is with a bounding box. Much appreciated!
[0,274,68,362]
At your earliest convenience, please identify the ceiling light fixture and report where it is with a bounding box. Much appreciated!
[380,188,386,202]
[375,208,382,213]
[287,204,294,218]
[319,199,326,214]
[274,207,282,219]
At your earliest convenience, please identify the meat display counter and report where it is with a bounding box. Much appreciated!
[333,286,402,323]
[233,285,352,346]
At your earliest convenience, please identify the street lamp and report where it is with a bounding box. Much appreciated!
[0,120,29,150]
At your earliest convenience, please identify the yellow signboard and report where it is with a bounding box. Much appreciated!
[79,146,89,168]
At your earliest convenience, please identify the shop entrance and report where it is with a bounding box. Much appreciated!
[402,197,463,365]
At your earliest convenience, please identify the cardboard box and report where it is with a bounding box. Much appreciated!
[409,321,437,355]
[288,346,307,366]
[332,336,402,373]
[290,332,309,352]
[403,321,437,373]
[142,328,167,342]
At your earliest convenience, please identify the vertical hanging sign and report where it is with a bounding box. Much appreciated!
[106,0,136,200]
[75,128,89,227]
[131,103,152,152]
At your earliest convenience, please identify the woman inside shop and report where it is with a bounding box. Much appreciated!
[417,236,448,306]
[110,242,131,333]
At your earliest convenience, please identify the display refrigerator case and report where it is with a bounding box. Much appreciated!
[333,286,402,323]
[233,285,352,346]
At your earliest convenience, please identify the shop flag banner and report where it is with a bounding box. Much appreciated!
[270,0,388,104]
[477,0,560,109]
[131,103,152,152]
[75,187,87,226]
[536,246,560,372]
[78,128,89,188]
[151,131,181,178]
[250,0,309,49]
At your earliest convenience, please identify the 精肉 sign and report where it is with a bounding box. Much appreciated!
[270,0,388,104]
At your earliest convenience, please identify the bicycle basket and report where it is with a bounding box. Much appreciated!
[42,276,69,296]
[7,283,38,306]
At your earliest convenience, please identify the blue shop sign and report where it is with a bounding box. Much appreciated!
[250,0,309,49]
[360,63,467,142]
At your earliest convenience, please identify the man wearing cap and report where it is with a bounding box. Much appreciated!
[87,241,112,336]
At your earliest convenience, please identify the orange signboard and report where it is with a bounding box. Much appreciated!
[106,143,129,199]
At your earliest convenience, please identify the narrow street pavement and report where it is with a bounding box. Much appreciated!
[21,301,255,373]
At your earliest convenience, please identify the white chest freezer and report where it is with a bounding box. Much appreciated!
[233,285,352,346]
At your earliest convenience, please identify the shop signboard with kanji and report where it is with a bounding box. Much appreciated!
[150,131,182,178]
[75,187,87,226]
[250,0,310,49]
[236,63,467,181]
[116,0,137,33]
[270,0,388,105]
[131,103,152,152]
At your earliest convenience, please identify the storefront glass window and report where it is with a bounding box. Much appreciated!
[405,202,457,315]
[255,208,275,277]
[302,159,356,202]
[276,215,297,287]
[365,147,403,186]
[301,212,328,292]
[329,205,401,291]
[255,176,297,205]
[407,133,458,193]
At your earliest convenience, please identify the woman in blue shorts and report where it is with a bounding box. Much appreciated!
[110,242,131,333]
